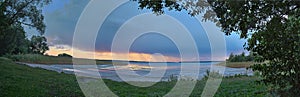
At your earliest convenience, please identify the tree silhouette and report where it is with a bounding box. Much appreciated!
[0,0,51,55]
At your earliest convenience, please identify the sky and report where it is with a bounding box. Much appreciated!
[31,0,248,62]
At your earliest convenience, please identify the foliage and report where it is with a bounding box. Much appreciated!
[227,52,257,62]
[0,0,51,56]
[249,16,300,96]
[132,0,300,95]
[0,0,51,33]
[131,0,216,21]
[29,35,49,54]
[0,24,28,55]
[58,53,72,57]
[12,34,31,55]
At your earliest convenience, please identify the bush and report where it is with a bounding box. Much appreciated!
[203,70,222,80]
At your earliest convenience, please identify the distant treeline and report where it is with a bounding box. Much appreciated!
[58,53,72,57]
[227,52,259,62]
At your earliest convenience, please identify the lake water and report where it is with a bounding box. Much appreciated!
[24,62,253,82]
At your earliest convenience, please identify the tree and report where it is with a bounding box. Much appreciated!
[0,24,26,55]
[132,0,300,95]
[0,0,51,56]
[0,0,51,33]
[249,16,300,95]
[58,53,72,58]
[245,52,255,62]
[29,35,49,55]
[227,52,255,62]
[228,52,234,61]
[11,27,31,55]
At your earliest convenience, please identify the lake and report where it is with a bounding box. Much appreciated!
[25,62,253,82]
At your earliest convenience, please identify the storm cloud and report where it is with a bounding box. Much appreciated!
[43,0,247,61]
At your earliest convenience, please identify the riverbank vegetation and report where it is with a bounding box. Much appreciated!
[227,52,258,62]
[216,52,258,68]
[217,62,254,68]
[5,54,114,65]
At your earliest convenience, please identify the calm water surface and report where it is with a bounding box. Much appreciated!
[26,62,253,81]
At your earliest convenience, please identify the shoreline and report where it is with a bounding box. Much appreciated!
[18,62,254,82]
[0,57,268,96]
[216,61,255,68]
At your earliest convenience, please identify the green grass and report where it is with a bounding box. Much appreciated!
[0,57,84,96]
[100,76,269,97]
[0,57,269,96]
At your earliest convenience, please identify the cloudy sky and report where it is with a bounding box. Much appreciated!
[34,0,248,62]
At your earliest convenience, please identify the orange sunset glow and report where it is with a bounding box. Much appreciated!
[46,45,180,62]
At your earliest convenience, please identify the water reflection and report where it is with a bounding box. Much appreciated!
[25,62,253,82]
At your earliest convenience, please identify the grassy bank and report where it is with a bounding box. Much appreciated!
[103,75,269,96]
[6,54,114,65]
[0,57,269,96]
[0,57,84,96]
[216,62,255,68]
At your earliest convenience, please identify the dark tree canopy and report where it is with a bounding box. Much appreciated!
[29,35,49,55]
[0,24,27,55]
[0,0,51,34]
[133,0,300,96]
[133,0,300,38]
[207,0,300,38]
[0,0,51,56]
[249,16,300,95]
